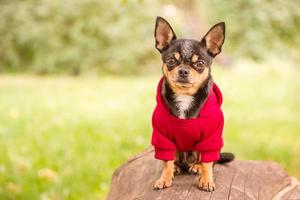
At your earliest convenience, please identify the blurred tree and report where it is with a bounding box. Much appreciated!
[0,0,159,75]
[0,0,299,75]
[202,0,300,61]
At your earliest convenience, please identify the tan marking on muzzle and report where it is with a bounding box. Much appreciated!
[162,63,209,96]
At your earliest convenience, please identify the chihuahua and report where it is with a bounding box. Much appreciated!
[151,16,234,192]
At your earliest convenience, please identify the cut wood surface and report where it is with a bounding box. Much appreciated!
[107,147,300,200]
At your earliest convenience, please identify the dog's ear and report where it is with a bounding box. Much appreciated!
[200,22,225,57]
[154,16,176,52]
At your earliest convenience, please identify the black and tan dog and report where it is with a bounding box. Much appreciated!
[152,16,234,192]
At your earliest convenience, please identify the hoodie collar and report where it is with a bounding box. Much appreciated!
[156,77,222,119]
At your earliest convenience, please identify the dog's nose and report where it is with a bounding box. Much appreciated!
[178,68,189,77]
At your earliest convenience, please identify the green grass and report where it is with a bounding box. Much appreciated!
[0,63,299,199]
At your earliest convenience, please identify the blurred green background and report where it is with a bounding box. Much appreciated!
[0,0,299,199]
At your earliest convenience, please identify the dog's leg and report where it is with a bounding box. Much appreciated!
[188,151,201,174]
[199,162,215,191]
[174,150,182,175]
[153,160,174,190]
[189,163,202,174]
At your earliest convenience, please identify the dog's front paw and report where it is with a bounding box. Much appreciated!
[198,177,215,192]
[153,177,173,190]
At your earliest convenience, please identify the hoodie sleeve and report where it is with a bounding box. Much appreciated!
[151,114,176,161]
[195,110,224,162]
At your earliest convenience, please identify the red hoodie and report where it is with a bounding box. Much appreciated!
[151,77,224,162]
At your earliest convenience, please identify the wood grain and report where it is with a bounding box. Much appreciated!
[107,147,300,200]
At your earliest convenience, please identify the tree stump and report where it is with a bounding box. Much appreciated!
[107,147,300,200]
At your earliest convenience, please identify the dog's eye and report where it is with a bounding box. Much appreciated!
[194,60,206,68]
[166,58,177,68]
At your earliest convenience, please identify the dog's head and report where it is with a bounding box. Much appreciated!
[154,16,225,95]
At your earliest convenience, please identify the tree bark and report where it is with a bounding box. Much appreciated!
[107,147,300,200]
